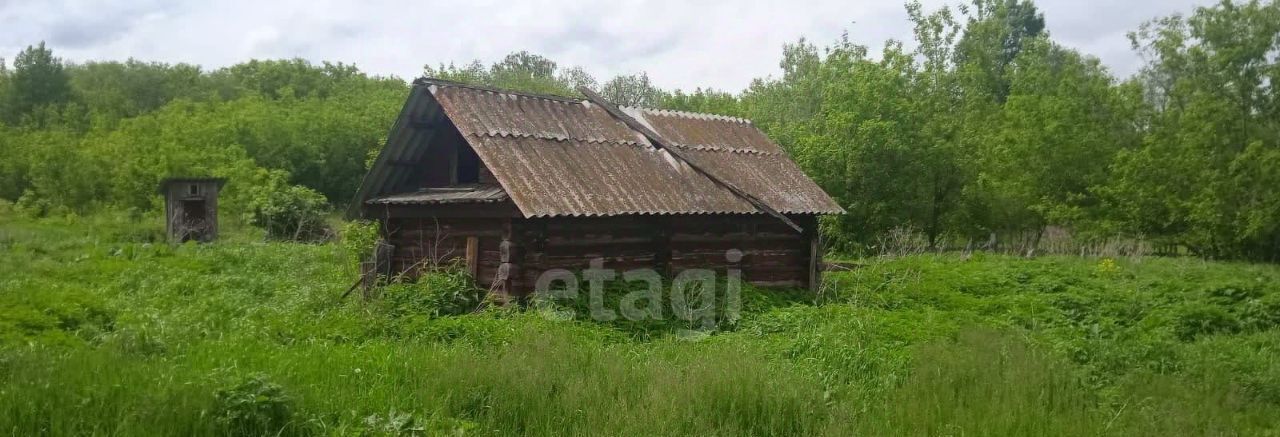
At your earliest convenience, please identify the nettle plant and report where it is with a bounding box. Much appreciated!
[213,373,296,436]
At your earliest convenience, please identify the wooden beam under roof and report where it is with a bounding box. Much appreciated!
[577,86,803,234]
[347,86,445,218]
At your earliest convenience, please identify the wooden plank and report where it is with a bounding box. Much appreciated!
[543,235,653,246]
[749,280,805,288]
[364,241,395,298]
[465,236,479,278]
[366,203,523,219]
[652,216,672,278]
[499,218,521,299]
[499,240,516,263]
[809,234,821,292]
[578,86,803,234]
[393,230,504,240]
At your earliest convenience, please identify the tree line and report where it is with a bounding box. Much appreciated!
[1,0,1277,260]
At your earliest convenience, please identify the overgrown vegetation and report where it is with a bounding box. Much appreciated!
[1,1,1278,431]
[1,0,1277,256]
[243,178,331,241]
[2,215,1278,435]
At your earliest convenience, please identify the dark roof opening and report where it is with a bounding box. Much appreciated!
[456,143,480,184]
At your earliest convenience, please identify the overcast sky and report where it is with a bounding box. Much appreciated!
[0,0,1214,91]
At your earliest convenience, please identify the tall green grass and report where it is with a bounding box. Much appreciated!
[2,214,1279,435]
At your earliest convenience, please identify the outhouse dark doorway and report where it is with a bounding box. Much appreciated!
[159,178,226,243]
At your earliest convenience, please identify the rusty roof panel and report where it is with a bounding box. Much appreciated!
[626,108,786,155]
[466,133,841,217]
[431,84,641,144]
[352,78,843,218]
[676,149,841,214]
[468,134,761,217]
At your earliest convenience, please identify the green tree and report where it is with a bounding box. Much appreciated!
[741,38,826,142]
[1104,0,1280,260]
[4,42,73,124]
[0,123,20,201]
[733,3,979,251]
[0,57,406,214]
[600,72,664,107]
[979,39,1138,239]
[67,59,205,123]
[422,60,488,85]
[425,51,598,97]
[0,57,9,123]
[422,51,678,107]
[906,2,972,247]
[955,0,1046,102]
[661,88,742,116]
[212,59,367,100]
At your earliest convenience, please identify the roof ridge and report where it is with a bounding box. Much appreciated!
[623,106,752,124]
[416,77,751,124]
[470,130,780,155]
[470,130,647,147]
[415,77,585,104]
[670,143,780,156]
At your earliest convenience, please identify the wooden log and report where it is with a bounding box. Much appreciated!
[809,234,821,292]
[465,236,479,278]
[393,227,504,238]
[499,240,516,263]
[539,242,659,257]
[748,280,804,288]
[496,262,517,297]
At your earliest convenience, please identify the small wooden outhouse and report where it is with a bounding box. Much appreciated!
[159,178,225,242]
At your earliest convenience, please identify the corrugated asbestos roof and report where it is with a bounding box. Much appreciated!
[367,184,508,205]
[350,78,843,218]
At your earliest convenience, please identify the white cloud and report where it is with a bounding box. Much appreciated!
[0,0,1216,90]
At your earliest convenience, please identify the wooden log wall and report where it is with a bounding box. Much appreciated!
[382,217,505,288]
[511,214,817,295]
[670,215,815,288]
[512,216,663,294]
[381,213,820,297]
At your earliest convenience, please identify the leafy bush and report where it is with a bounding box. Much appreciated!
[13,189,58,218]
[244,175,330,241]
[1239,293,1280,332]
[213,373,296,436]
[340,219,381,265]
[358,410,478,436]
[0,288,115,347]
[1174,304,1240,341]
[528,276,779,339]
[1205,284,1263,304]
[378,268,483,320]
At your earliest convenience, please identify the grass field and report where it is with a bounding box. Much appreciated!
[2,212,1279,436]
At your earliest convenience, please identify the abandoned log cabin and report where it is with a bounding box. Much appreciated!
[348,78,843,298]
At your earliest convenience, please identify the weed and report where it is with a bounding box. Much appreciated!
[2,215,1279,435]
[213,373,296,436]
